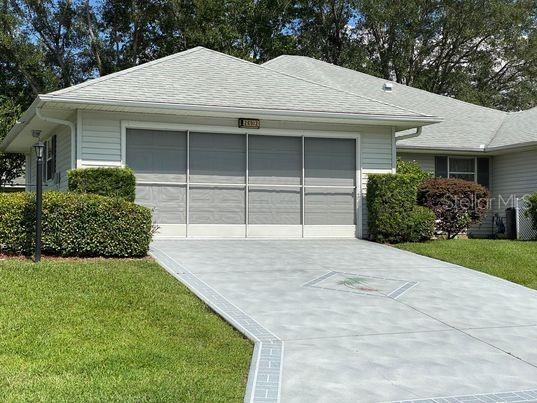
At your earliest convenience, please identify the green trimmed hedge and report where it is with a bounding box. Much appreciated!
[68,167,136,201]
[366,173,434,243]
[0,192,152,257]
[406,205,436,242]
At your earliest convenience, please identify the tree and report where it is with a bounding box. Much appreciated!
[0,98,25,190]
[350,0,537,110]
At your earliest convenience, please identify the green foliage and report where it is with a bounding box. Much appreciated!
[525,193,537,236]
[418,178,490,239]
[0,98,25,189]
[366,173,434,243]
[406,205,436,243]
[0,192,152,257]
[68,167,136,201]
[396,157,432,186]
[2,0,536,113]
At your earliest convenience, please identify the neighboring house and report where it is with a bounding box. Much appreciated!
[2,47,535,239]
[0,47,439,239]
[264,56,537,238]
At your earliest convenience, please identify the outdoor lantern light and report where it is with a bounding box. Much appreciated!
[33,140,45,159]
[33,138,45,263]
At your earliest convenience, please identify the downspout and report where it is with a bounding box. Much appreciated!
[35,107,76,169]
[395,126,422,141]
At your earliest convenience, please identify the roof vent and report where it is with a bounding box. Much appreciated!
[383,82,394,92]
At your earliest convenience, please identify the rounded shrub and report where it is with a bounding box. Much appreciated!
[396,158,432,187]
[405,205,436,242]
[0,192,152,257]
[418,178,490,239]
[68,167,136,201]
[367,173,434,243]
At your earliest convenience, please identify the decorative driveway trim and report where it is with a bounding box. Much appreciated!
[391,388,537,402]
[151,239,537,402]
[150,246,283,403]
[303,270,419,300]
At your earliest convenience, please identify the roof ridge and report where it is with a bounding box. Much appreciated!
[485,113,511,148]
[267,55,507,115]
[249,56,432,118]
[47,47,205,97]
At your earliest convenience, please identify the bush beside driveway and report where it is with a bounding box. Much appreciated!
[0,258,252,402]
[396,239,537,290]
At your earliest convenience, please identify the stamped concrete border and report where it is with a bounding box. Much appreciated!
[150,246,283,403]
[391,388,537,402]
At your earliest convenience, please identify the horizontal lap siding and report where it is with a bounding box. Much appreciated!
[361,132,394,238]
[492,150,537,215]
[397,152,435,173]
[26,126,71,191]
[81,112,121,163]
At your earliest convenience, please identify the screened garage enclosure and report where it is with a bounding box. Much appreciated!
[127,128,358,238]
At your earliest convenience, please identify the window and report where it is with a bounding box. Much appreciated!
[45,135,57,181]
[434,156,490,188]
[448,157,475,181]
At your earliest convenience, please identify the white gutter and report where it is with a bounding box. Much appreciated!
[395,127,422,141]
[35,107,76,169]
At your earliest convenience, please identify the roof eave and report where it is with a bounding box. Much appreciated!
[39,95,442,127]
[0,97,44,152]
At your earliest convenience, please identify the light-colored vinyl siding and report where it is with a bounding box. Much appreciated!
[360,132,395,238]
[397,152,435,173]
[491,149,537,216]
[81,113,121,163]
[25,126,71,191]
[361,132,393,170]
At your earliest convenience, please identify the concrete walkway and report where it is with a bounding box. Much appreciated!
[151,239,537,403]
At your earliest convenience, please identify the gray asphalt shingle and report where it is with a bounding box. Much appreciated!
[263,55,535,151]
[47,47,432,120]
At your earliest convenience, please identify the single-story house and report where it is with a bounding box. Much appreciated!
[264,55,537,239]
[2,47,535,239]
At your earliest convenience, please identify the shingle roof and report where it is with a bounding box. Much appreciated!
[45,47,434,121]
[264,55,535,151]
[488,107,537,149]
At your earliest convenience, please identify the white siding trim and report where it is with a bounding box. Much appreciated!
[356,135,363,238]
[391,127,397,173]
[76,109,83,168]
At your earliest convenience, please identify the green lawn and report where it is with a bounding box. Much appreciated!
[0,258,252,402]
[396,239,537,290]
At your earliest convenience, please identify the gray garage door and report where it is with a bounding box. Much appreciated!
[126,129,357,238]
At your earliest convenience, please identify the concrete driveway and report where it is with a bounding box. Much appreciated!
[151,239,537,403]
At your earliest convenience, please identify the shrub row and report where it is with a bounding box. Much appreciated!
[68,167,136,201]
[366,173,435,243]
[0,192,152,257]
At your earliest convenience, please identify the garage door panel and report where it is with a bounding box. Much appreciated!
[190,133,245,184]
[249,136,301,185]
[189,186,245,224]
[305,138,355,187]
[305,188,355,225]
[126,129,187,182]
[248,186,301,224]
[136,184,186,224]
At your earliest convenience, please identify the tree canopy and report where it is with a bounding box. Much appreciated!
[2,0,536,112]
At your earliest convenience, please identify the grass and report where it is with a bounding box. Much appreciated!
[0,258,252,402]
[396,239,537,290]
